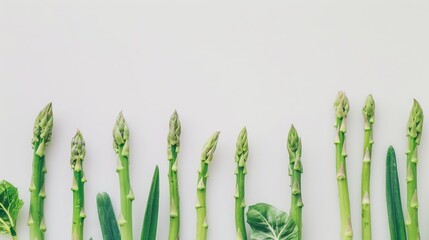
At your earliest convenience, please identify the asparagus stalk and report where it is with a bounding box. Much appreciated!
[334,92,353,240]
[361,95,375,240]
[235,127,248,240]
[406,99,423,240]
[168,111,181,240]
[113,112,134,240]
[71,130,87,240]
[196,131,220,240]
[29,103,53,240]
[287,125,303,240]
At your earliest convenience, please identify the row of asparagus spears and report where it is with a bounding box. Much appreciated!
[335,91,424,240]
[25,104,304,240]
[2,92,423,239]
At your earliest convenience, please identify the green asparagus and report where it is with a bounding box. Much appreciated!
[196,131,220,240]
[235,127,248,240]
[167,111,181,240]
[361,95,375,240]
[334,92,353,240]
[29,103,53,240]
[406,99,423,240]
[113,112,134,240]
[287,125,303,240]
[70,130,86,240]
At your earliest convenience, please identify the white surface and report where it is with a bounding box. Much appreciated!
[1,1,429,239]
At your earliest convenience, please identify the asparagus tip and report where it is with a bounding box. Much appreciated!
[362,94,375,122]
[287,125,300,153]
[201,131,220,163]
[168,110,181,147]
[113,111,129,147]
[407,99,424,141]
[71,130,86,169]
[235,127,248,165]
[334,91,350,118]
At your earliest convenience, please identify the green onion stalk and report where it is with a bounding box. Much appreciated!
[29,103,53,240]
[196,132,220,240]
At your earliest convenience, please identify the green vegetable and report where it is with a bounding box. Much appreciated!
[167,111,181,240]
[96,192,121,240]
[235,127,248,240]
[70,130,87,240]
[29,103,53,240]
[246,203,298,240]
[113,112,134,240]
[196,131,220,240]
[140,166,160,240]
[287,125,303,240]
[406,100,423,240]
[386,146,406,240]
[334,92,353,240]
[361,95,375,240]
[0,180,24,240]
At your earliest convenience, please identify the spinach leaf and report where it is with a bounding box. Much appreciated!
[0,180,24,238]
[246,203,298,240]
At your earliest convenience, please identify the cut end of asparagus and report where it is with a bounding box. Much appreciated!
[71,130,86,169]
[407,99,424,143]
[32,102,54,150]
[201,131,220,164]
[235,127,249,166]
[168,110,181,147]
[113,111,129,151]
[362,94,375,123]
[334,91,350,119]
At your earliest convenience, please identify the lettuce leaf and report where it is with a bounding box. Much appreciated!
[246,203,298,240]
[0,180,24,238]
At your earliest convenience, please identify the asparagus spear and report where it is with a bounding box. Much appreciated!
[361,95,375,240]
[113,112,134,240]
[287,125,303,240]
[406,100,423,240]
[235,127,248,240]
[29,103,53,240]
[168,111,181,240]
[71,130,87,240]
[334,92,353,240]
[196,131,220,240]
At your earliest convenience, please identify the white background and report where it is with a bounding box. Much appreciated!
[1,1,429,239]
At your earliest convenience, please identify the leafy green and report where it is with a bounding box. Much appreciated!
[140,166,160,240]
[246,203,298,240]
[0,180,24,238]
